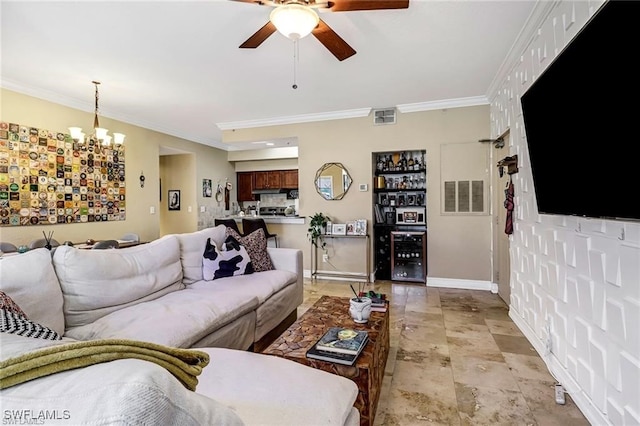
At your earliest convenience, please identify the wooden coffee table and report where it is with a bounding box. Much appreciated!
[262,295,390,426]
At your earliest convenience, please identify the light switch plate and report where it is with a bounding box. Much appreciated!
[359,184,368,191]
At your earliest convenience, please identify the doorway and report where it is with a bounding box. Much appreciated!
[492,132,512,305]
[159,148,197,236]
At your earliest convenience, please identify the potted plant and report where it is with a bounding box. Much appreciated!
[307,212,330,253]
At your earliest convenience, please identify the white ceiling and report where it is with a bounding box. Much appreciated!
[1,0,537,151]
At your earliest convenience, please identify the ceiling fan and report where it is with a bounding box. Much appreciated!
[231,0,410,61]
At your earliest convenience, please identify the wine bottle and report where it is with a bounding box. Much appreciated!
[387,155,395,171]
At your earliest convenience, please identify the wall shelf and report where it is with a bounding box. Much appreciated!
[311,234,370,283]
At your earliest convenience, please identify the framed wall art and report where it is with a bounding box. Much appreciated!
[203,179,212,198]
[0,121,126,226]
[168,190,180,211]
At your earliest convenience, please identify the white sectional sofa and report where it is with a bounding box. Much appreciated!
[0,225,360,425]
[54,225,303,351]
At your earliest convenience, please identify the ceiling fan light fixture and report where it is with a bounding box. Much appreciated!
[270,3,319,40]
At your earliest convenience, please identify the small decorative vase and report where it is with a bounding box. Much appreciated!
[349,297,372,324]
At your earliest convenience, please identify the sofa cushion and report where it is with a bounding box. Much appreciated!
[1,309,62,341]
[202,236,253,281]
[226,228,274,272]
[0,248,65,336]
[176,226,227,285]
[53,235,184,329]
[196,347,359,426]
[190,269,298,304]
[64,284,260,348]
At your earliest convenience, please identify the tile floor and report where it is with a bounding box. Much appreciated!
[301,279,589,426]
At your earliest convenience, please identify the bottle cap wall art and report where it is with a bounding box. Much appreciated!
[0,122,126,226]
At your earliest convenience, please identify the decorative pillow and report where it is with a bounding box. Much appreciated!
[0,291,27,318]
[225,228,275,273]
[202,236,254,281]
[0,293,62,340]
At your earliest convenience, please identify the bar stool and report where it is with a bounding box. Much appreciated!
[242,218,278,247]
[214,219,242,236]
[0,242,18,253]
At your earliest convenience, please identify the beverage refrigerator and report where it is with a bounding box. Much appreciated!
[390,231,427,283]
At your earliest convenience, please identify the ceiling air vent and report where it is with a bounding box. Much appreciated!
[373,108,396,125]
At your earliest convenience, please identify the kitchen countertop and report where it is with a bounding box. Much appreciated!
[219,215,306,225]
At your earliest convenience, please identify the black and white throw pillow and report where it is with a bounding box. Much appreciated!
[202,236,254,281]
[225,228,275,273]
[0,292,62,341]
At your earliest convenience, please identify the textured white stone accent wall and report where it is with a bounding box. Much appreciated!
[489,1,640,424]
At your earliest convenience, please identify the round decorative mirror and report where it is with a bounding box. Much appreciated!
[314,162,352,201]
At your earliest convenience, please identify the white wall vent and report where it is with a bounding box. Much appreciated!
[373,108,396,125]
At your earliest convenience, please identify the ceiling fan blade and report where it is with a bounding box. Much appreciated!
[312,19,356,61]
[239,21,277,48]
[329,0,409,12]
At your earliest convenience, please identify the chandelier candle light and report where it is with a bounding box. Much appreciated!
[69,81,125,146]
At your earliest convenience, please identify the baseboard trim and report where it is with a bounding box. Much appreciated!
[509,310,608,426]
[427,277,494,292]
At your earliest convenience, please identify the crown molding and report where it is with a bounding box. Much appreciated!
[217,95,492,131]
[396,96,489,113]
[216,107,372,131]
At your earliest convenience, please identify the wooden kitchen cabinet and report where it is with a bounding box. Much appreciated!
[254,171,282,189]
[237,172,255,202]
[281,169,298,189]
[237,170,298,201]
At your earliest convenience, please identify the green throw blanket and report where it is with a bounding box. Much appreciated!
[0,338,210,391]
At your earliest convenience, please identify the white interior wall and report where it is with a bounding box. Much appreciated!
[489,1,640,424]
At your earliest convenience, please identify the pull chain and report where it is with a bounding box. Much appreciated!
[292,39,299,89]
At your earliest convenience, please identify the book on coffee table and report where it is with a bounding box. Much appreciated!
[306,345,361,366]
[358,292,388,309]
[314,327,368,355]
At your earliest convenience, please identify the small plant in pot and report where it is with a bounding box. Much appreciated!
[307,212,330,253]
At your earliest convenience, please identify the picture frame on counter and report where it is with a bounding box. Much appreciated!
[354,219,367,236]
[332,224,347,235]
[346,221,356,235]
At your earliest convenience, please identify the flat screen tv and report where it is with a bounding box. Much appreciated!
[521,0,640,222]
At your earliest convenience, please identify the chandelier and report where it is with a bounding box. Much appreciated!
[69,81,125,146]
[269,3,319,40]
